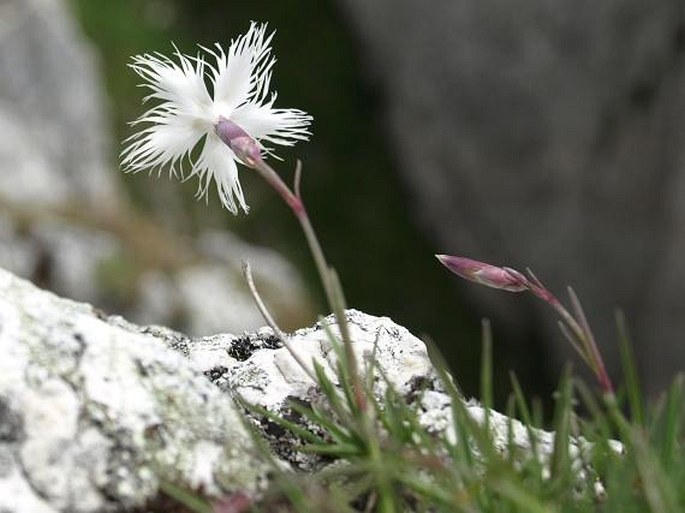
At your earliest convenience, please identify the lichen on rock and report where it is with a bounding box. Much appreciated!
[0,267,269,513]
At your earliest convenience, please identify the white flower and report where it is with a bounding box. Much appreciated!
[121,22,312,213]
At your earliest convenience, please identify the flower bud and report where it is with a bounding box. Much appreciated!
[436,254,529,292]
[215,116,262,168]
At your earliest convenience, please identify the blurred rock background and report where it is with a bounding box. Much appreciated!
[3,0,683,405]
[337,0,685,397]
[0,0,313,338]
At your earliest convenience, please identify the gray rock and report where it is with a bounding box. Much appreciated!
[0,0,125,313]
[337,0,685,394]
[191,309,620,484]
[129,230,313,336]
[0,266,619,510]
[0,0,120,211]
[0,267,270,513]
[169,231,312,336]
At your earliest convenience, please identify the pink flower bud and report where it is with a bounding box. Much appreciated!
[436,254,529,292]
[215,117,263,168]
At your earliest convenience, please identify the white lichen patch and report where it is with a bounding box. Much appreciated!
[214,310,434,411]
[0,447,57,513]
[0,268,270,513]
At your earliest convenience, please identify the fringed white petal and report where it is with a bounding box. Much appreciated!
[206,22,275,111]
[121,23,312,214]
[189,135,247,214]
[231,102,312,146]
[129,48,212,118]
[121,115,202,177]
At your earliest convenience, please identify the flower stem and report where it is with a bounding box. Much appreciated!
[217,116,363,405]
[527,278,614,395]
[252,159,332,306]
[242,260,318,384]
[252,157,363,406]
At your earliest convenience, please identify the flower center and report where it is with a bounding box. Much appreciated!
[214,117,262,168]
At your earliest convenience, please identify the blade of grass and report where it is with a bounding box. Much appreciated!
[158,481,212,513]
[616,310,644,426]
[480,319,493,433]
[657,375,683,474]
[632,429,679,513]
[319,320,366,420]
[574,380,614,449]
[558,321,592,367]
[491,478,557,513]
[549,366,573,484]
[301,442,364,457]
[509,373,542,469]
[240,400,326,445]
[288,400,353,445]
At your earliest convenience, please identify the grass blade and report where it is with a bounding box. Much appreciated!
[616,310,644,426]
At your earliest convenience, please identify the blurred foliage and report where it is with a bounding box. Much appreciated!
[95,252,141,310]
[69,0,500,399]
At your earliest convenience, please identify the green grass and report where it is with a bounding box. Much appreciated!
[163,318,685,513]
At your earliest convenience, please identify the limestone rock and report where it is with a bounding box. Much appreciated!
[0,0,119,211]
[0,267,269,513]
[189,309,620,479]
[337,0,685,394]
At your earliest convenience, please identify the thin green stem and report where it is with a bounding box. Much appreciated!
[297,198,335,307]
[526,274,613,395]
[242,260,318,384]
[253,159,332,307]
[368,433,397,513]
[252,158,363,406]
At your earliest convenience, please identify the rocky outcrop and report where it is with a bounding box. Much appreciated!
[0,267,269,513]
[337,0,685,394]
[0,0,312,337]
[0,267,616,511]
